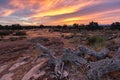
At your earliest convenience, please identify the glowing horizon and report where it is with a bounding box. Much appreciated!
[0,0,120,26]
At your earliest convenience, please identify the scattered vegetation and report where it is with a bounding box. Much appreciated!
[0,30,13,36]
[14,31,27,36]
[87,36,106,50]
[0,22,120,31]
[0,22,120,80]
[110,22,120,30]
[87,21,103,30]
[9,37,18,41]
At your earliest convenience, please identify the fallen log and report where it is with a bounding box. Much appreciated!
[62,48,87,66]
[87,47,120,80]
[36,43,120,80]
[36,43,87,79]
[36,43,65,79]
[113,47,120,59]
[78,45,109,59]
[118,48,120,53]
[36,43,56,59]
[87,59,120,80]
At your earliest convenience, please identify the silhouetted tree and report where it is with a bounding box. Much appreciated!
[87,21,102,30]
[63,24,67,27]
[39,24,45,29]
[11,24,22,30]
[79,24,86,30]
[73,23,79,28]
[110,22,120,30]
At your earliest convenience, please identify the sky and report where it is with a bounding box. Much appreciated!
[0,0,120,26]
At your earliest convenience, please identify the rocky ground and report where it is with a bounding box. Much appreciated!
[0,29,120,80]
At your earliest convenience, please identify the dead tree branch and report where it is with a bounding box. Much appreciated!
[36,43,120,80]
[79,45,109,59]
[87,47,120,80]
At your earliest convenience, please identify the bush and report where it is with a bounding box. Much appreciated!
[87,36,106,50]
[0,30,13,36]
[14,31,26,36]
[110,22,120,30]
[87,21,103,30]
[9,37,17,41]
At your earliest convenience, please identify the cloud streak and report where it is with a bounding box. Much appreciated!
[0,0,120,25]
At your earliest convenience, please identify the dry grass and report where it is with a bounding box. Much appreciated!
[87,35,106,51]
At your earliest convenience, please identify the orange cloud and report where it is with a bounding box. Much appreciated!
[41,9,120,25]
[0,0,120,25]
[31,1,92,18]
[0,9,14,17]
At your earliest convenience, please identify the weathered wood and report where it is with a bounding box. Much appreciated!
[78,45,109,59]
[36,43,64,79]
[36,43,120,80]
[36,43,56,59]
[117,48,120,53]
[113,47,120,59]
[87,59,120,80]
[87,47,120,80]
[62,48,87,66]
[36,43,88,79]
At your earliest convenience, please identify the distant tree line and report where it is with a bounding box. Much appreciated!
[0,22,120,31]
[0,24,46,30]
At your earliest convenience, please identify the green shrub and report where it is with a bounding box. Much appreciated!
[87,36,106,50]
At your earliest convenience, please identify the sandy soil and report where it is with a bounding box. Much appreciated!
[0,29,120,80]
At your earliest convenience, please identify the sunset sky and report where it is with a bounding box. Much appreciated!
[0,0,120,25]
